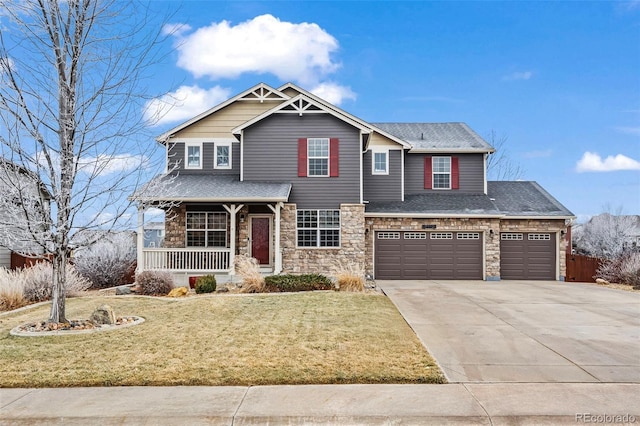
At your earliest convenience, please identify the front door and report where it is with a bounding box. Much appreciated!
[250,216,271,265]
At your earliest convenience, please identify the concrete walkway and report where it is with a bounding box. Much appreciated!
[2,384,639,424]
[378,279,640,383]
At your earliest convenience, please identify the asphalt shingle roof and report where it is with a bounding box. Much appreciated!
[487,181,574,217]
[131,174,291,202]
[372,122,495,152]
[366,181,574,218]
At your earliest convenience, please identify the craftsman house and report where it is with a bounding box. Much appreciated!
[132,82,574,285]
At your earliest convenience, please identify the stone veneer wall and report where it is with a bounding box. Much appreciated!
[366,217,502,279]
[281,203,366,276]
[499,219,568,280]
[164,204,187,248]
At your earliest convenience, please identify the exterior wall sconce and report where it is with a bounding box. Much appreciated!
[239,214,245,222]
[489,229,494,238]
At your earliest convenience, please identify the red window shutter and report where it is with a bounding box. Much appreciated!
[424,156,432,189]
[451,157,459,190]
[298,138,307,177]
[330,138,339,177]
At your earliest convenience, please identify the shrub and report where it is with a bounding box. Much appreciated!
[0,267,26,311]
[235,255,265,293]
[336,271,365,292]
[136,270,175,296]
[596,252,640,286]
[73,232,136,289]
[195,275,217,294]
[264,274,333,293]
[22,262,90,302]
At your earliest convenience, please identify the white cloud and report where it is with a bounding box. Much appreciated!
[170,14,340,85]
[614,126,640,136]
[576,151,640,172]
[144,85,232,126]
[309,82,356,105]
[79,154,150,176]
[162,23,192,37]
[502,71,533,81]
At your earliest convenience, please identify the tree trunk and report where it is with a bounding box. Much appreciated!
[48,252,68,323]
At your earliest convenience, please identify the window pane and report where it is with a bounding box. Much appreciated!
[208,212,227,230]
[320,230,340,247]
[297,210,317,228]
[319,210,340,228]
[207,230,226,247]
[432,157,450,173]
[308,158,328,176]
[187,231,206,247]
[297,229,317,247]
[308,139,329,157]
[187,213,206,229]
[433,174,450,189]
[216,145,229,167]
[187,146,200,167]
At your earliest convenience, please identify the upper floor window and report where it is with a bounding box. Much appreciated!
[186,212,227,247]
[185,143,202,169]
[298,138,339,177]
[432,157,451,189]
[308,138,329,176]
[372,150,388,175]
[215,144,231,169]
[297,209,340,248]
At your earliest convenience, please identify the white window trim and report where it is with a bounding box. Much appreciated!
[214,142,232,170]
[185,141,203,169]
[372,149,389,175]
[432,156,451,190]
[296,209,341,248]
[307,138,330,177]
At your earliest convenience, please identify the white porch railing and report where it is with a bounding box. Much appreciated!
[142,248,231,272]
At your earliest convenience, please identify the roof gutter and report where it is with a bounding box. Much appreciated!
[364,212,504,219]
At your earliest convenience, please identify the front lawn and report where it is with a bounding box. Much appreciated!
[0,292,445,387]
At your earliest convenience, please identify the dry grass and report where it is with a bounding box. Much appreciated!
[234,255,265,292]
[336,261,365,292]
[0,268,27,311]
[0,292,445,387]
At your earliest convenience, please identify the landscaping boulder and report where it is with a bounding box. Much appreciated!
[595,278,610,285]
[90,304,116,325]
[115,285,132,295]
[168,286,189,297]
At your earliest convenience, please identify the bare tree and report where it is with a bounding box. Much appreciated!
[574,207,638,259]
[0,0,172,323]
[485,130,525,181]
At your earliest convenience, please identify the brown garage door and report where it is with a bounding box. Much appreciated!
[375,231,483,280]
[500,233,555,280]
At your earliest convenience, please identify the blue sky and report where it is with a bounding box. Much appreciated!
[142,1,640,221]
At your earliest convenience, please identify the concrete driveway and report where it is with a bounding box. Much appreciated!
[378,280,640,383]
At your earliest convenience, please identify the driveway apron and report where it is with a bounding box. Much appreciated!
[378,280,640,383]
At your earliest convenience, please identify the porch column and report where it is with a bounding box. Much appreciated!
[268,202,283,274]
[136,205,144,273]
[223,204,244,274]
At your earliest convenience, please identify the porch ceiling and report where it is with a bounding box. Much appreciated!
[131,174,292,203]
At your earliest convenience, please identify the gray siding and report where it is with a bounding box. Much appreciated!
[167,142,240,175]
[363,150,402,202]
[243,114,361,209]
[405,153,485,195]
[0,247,10,269]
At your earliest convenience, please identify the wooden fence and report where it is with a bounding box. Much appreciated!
[566,254,603,283]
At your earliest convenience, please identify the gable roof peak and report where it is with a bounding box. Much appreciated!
[155,82,289,144]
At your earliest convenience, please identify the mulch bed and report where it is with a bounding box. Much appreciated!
[14,316,140,334]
